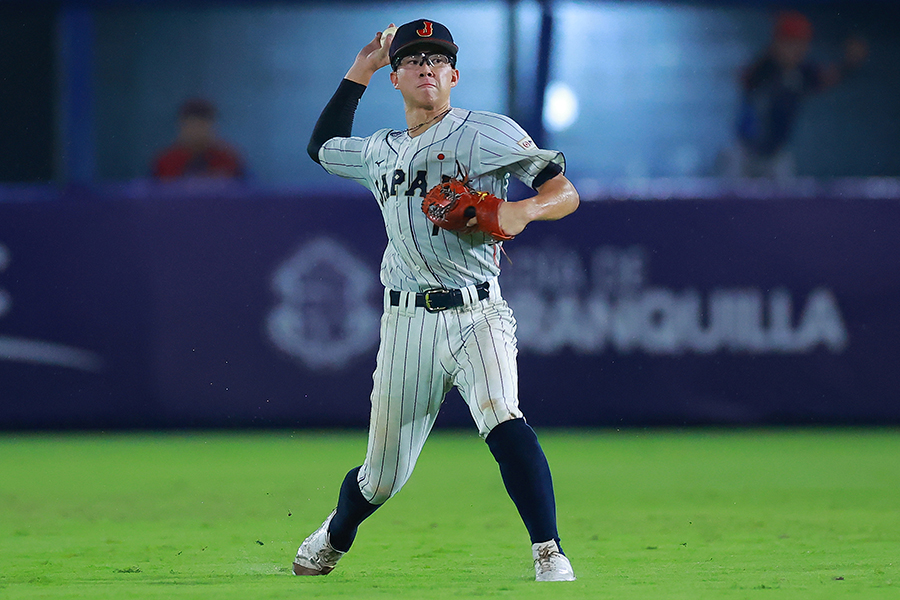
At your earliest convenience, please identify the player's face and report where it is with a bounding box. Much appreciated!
[390,51,459,110]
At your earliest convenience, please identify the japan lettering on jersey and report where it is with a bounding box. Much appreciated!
[319,108,565,292]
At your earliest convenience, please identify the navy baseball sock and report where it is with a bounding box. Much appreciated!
[327,466,381,552]
[486,418,561,547]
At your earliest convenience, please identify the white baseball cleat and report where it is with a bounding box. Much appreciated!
[292,510,345,576]
[532,540,576,582]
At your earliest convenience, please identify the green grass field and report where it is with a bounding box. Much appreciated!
[1,428,898,599]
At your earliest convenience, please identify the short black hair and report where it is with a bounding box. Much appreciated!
[179,98,216,120]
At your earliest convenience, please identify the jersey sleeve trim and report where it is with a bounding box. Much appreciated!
[531,161,564,190]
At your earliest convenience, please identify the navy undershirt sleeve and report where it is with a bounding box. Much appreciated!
[531,162,563,191]
[307,79,367,164]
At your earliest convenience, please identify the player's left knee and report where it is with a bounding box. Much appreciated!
[360,478,404,505]
[485,417,541,460]
[477,405,525,439]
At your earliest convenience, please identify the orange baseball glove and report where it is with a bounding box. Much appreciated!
[421,178,514,241]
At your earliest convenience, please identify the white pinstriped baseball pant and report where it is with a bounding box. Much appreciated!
[358,278,524,504]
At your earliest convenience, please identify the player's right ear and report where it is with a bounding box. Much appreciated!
[390,71,399,89]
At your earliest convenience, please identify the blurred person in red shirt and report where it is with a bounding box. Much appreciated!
[152,98,245,180]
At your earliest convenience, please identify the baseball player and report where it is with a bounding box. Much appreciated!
[292,19,579,582]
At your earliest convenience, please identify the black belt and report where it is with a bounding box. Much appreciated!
[389,282,490,313]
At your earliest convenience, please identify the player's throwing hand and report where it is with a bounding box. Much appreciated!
[345,26,395,84]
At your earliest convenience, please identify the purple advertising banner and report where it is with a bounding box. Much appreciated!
[1,184,899,429]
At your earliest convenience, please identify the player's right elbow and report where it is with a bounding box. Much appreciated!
[555,176,581,217]
[569,187,581,214]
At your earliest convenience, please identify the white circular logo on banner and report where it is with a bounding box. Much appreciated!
[267,237,379,370]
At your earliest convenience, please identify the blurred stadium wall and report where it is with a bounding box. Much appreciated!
[1,0,898,186]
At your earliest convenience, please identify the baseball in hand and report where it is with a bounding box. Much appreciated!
[381,25,398,47]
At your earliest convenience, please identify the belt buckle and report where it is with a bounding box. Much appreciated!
[423,288,449,313]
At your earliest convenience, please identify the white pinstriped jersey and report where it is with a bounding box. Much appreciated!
[319,107,565,292]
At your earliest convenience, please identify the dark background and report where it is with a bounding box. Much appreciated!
[2,0,899,430]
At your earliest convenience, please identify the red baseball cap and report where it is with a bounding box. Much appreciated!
[774,11,813,41]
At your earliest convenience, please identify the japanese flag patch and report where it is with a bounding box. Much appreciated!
[517,136,536,151]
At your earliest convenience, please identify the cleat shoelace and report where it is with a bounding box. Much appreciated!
[535,545,560,574]
[312,536,343,568]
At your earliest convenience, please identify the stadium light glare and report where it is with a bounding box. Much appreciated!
[543,81,579,132]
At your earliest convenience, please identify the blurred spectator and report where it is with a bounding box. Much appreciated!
[152,98,245,180]
[718,10,868,179]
